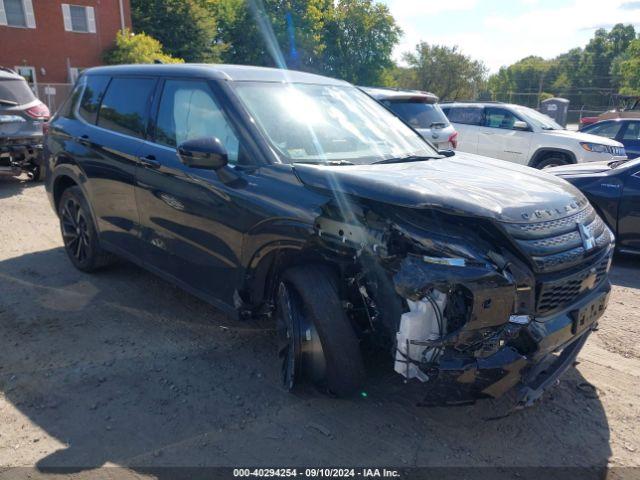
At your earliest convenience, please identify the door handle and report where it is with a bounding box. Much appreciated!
[138,154,160,169]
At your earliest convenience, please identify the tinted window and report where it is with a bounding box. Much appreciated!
[0,79,36,106]
[445,107,483,126]
[484,107,519,129]
[585,121,622,139]
[385,101,449,129]
[622,122,640,141]
[98,77,155,138]
[155,79,240,163]
[78,75,110,124]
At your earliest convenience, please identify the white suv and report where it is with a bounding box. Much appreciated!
[441,102,627,168]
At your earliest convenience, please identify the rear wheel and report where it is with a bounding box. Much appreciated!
[533,154,570,169]
[275,265,365,397]
[58,186,115,272]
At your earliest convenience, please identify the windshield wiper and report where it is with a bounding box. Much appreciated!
[608,159,629,169]
[373,155,436,165]
[0,98,18,106]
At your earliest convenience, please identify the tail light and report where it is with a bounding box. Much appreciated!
[24,101,50,120]
[448,131,458,149]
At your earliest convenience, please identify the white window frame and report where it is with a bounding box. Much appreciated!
[61,4,96,33]
[0,0,36,28]
[14,65,37,93]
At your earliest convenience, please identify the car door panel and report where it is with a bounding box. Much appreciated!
[476,107,532,164]
[618,167,640,251]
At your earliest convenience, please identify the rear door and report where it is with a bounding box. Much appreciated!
[81,75,157,256]
[442,106,482,154]
[476,107,532,164]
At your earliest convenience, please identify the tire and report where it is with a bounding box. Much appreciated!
[533,155,569,169]
[58,186,115,272]
[275,265,365,397]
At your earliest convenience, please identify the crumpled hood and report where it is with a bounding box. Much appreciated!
[542,129,624,147]
[293,152,589,224]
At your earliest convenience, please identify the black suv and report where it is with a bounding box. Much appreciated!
[44,64,614,405]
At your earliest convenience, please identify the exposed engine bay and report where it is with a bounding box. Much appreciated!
[296,193,614,405]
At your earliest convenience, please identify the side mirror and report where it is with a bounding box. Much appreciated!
[438,149,455,158]
[513,120,530,131]
[177,137,228,170]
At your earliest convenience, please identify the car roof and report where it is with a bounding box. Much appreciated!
[84,64,351,86]
[442,101,521,109]
[360,86,439,103]
[0,67,25,81]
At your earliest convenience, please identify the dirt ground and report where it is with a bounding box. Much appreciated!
[0,176,639,478]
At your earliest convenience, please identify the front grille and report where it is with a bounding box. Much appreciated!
[536,255,610,315]
[606,145,626,156]
[501,205,612,274]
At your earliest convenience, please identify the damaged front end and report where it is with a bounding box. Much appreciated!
[309,198,613,406]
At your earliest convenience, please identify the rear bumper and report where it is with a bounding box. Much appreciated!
[421,281,610,405]
[0,141,43,175]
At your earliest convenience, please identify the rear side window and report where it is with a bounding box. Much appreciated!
[78,75,110,124]
[445,107,483,126]
[0,79,36,106]
[484,107,519,129]
[97,77,156,139]
[385,101,449,129]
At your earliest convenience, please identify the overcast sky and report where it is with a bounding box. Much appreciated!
[380,0,640,72]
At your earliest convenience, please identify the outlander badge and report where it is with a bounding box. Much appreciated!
[578,222,596,251]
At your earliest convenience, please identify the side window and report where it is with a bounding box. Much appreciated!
[587,121,622,139]
[484,107,519,129]
[154,79,240,164]
[77,75,110,124]
[97,77,156,139]
[621,123,640,141]
[446,107,483,126]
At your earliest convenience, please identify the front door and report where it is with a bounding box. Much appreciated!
[135,78,253,308]
[618,164,640,251]
[476,107,532,164]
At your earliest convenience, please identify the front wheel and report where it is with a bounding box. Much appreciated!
[58,186,115,272]
[534,155,569,169]
[275,265,365,397]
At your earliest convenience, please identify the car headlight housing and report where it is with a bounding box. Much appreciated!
[580,142,608,153]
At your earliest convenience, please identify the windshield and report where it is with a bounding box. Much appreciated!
[515,106,563,130]
[384,101,449,129]
[232,82,436,164]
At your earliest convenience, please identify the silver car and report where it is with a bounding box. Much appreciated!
[361,87,458,151]
[0,67,50,180]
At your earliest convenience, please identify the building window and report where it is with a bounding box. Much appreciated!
[0,0,36,28]
[61,4,95,33]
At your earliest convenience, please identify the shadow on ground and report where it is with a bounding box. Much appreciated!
[0,247,614,477]
[0,175,40,200]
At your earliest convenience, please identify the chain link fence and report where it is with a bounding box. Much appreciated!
[32,83,74,113]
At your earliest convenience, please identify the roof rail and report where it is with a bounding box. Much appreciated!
[440,100,504,104]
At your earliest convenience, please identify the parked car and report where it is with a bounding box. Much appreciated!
[580,119,640,159]
[547,158,640,255]
[44,65,614,406]
[579,96,640,128]
[0,67,50,180]
[441,101,627,168]
[360,87,457,150]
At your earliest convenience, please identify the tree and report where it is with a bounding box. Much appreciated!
[322,0,401,84]
[131,0,223,62]
[616,39,640,95]
[103,29,183,65]
[400,42,487,100]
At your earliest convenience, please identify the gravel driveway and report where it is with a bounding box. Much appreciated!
[0,176,639,478]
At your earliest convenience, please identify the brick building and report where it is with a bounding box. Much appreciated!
[0,0,131,85]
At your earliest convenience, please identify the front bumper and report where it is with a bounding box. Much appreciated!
[423,281,610,405]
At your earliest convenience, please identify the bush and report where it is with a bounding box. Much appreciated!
[103,29,183,65]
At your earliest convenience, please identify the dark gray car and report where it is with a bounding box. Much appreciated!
[0,67,50,180]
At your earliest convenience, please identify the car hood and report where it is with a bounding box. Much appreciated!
[293,152,589,224]
[541,129,623,147]
[546,161,613,176]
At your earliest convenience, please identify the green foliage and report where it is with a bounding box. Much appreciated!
[617,39,640,95]
[399,42,487,100]
[487,24,638,108]
[103,29,183,65]
[131,0,223,62]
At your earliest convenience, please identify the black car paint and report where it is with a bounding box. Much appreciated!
[548,159,640,254]
[44,64,614,403]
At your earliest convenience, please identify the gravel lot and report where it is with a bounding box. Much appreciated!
[0,176,639,477]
